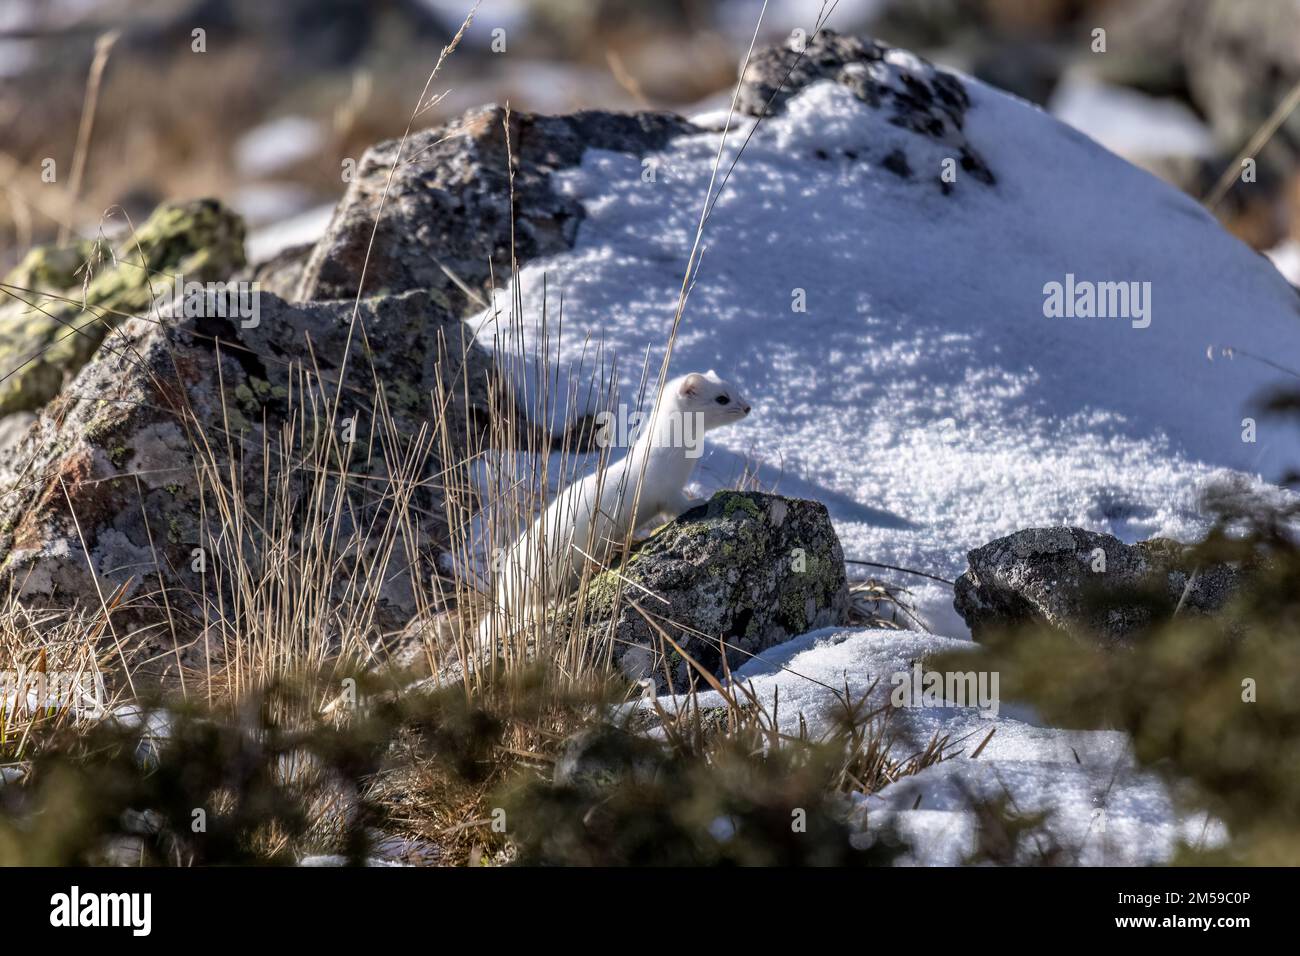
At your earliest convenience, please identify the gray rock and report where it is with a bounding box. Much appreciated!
[574,491,850,694]
[0,288,496,666]
[0,200,246,418]
[953,527,1242,643]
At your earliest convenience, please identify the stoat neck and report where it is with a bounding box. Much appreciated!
[634,397,696,460]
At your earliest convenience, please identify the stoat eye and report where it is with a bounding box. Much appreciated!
[715,395,731,405]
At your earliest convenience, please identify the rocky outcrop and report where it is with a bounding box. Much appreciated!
[0,68,713,652]
[0,200,246,417]
[293,107,695,305]
[292,28,992,311]
[0,30,1065,669]
[573,491,850,693]
[953,527,1243,642]
[0,286,497,661]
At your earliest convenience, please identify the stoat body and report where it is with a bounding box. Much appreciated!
[477,370,751,646]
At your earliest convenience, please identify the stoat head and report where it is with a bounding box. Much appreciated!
[670,369,752,431]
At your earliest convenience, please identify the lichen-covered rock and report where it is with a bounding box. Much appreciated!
[293,107,695,305]
[0,200,246,417]
[0,287,496,666]
[953,527,1243,643]
[575,491,850,693]
[3,240,98,293]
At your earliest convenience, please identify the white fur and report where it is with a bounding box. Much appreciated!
[477,371,751,647]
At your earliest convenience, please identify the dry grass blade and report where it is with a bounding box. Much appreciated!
[1205,76,1300,210]
[59,29,120,244]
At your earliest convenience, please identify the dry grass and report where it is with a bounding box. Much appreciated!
[0,601,120,765]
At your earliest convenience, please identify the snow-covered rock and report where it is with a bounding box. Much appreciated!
[289,34,1298,643]
[468,30,1300,632]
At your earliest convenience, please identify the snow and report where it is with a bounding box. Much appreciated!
[855,762,1226,866]
[474,67,1300,632]
[246,202,337,264]
[650,626,1225,865]
[1049,73,1216,163]
[299,831,442,867]
[299,854,408,868]
[234,116,326,179]
[1268,239,1300,288]
[230,183,317,229]
[650,626,1126,766]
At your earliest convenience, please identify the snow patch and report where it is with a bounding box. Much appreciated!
[651,626,1225,866]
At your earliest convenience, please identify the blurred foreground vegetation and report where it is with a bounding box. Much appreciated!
[936,387,1300,865]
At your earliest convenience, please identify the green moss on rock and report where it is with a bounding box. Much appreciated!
[0,199,246,416]
[721,491,762,520]
[4,240,97,293]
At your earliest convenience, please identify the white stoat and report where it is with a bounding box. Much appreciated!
[477,370,752,647]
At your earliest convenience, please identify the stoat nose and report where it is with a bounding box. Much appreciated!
[743,404,751,415]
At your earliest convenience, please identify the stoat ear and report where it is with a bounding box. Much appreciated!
[706,368,718,380]
[678,373,708,398]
